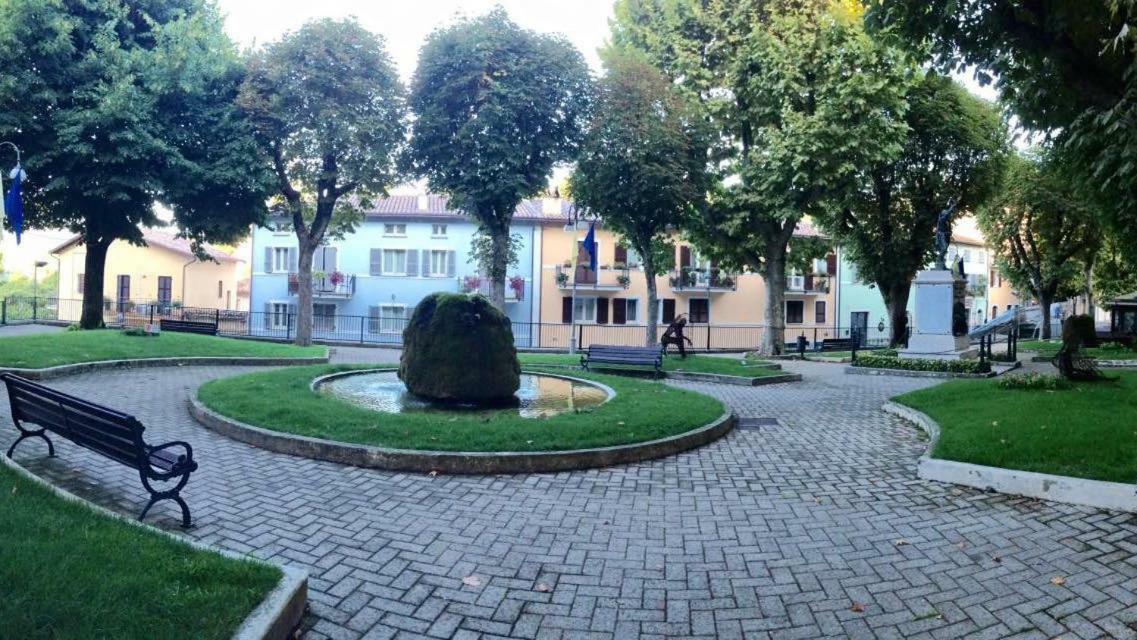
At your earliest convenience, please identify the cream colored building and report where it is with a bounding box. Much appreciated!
[52,229,245,320]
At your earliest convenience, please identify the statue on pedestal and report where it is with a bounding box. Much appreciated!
[934,199,958,270]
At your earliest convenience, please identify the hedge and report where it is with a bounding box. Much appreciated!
[852,354,991,374]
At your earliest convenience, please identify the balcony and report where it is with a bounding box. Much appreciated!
[287,272,356,299]
[555,264,631,291]
[461,275,526,302]
[669,267,737,292]
[785,274,829,295]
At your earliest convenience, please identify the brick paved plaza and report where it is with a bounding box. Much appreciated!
[2,341,1135,639]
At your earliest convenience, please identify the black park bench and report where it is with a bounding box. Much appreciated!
[820,337,856,351]
[2,374,198,527]
[581,344,664,374]
[159,318,217,336]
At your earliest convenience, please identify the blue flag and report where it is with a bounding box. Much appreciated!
[582,222,597,272]
[4,165,24,244]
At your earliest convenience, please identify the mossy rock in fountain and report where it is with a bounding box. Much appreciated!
[399,292,521,404]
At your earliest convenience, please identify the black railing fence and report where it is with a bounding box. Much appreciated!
[0,295,902,352]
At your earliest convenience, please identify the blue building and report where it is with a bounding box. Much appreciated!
[249,195,569,344]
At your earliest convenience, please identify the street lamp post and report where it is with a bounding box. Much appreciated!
[33,260,47,321]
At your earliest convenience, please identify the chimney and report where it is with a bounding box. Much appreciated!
[541,197,560,216]
[416,195,429,211]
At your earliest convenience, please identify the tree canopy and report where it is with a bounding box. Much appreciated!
[571,52,711,345]
[405,8,593,310]
[0,0,271,327]
[830,73,1008,345]
[239,18,406,345]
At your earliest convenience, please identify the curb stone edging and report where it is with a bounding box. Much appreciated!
[0,454,308,640]
[516,362,798,386]
[189,395,736,475]
[1029,355,1137,367]
[0,354,330,380]
[844,362,1023,379]
[882,401,1137,513]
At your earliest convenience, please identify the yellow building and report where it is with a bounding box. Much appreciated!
[51,229,245,320]
[537,218,837,349]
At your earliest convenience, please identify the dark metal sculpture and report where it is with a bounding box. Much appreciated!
[660,313,693,358]
[934,199,958,270]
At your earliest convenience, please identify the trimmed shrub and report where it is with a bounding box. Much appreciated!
[852,354,990,374]
[998,372,1070,391]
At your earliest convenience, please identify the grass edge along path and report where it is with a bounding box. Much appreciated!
[1019,339,1137,360]
[0,461,280,640]
[198,364,725,452]
[893,371,1137,483]
[0,329,326,368]
[518,352,780,377]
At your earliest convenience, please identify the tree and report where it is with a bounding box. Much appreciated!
[613,0,911,354]
[866,0,1137,263]
[978,152,1099,339]
[829,73,1007,347]
[570,53,711,346]
[239,19,406,346]
[405,8,593,310]
[0,0,272,328]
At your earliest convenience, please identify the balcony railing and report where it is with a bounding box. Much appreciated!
[669,267,737,292]
[287,272,356,299]
[461,275,525,302]
[785,275,829,295]
[555,265,631,290]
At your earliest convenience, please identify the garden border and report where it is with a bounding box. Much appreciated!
[0,453,308,640]
[189,386,736,474]
[1029,355,1137,367]
[882,401,1137,512]
[0,353,330,380]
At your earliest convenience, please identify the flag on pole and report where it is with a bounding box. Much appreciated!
[582,222,597,273]
[5,164,24,244]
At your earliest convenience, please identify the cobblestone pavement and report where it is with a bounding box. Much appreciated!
[2,348,1136,640]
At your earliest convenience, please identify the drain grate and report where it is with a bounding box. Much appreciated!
[737,417,779,430]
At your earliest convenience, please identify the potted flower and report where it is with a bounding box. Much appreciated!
[328,271,345,287]
[556,271,569,286]
[462,275,482,293]
[561,259,572,268]
[616,273,631,289]
[509,275,526,300]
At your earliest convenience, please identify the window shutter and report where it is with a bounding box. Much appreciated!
[615,245,627,264]
[815,301,827,324]
[313,248,325,272]
[447,251,456,277]
[406,249,418,277]
[662,299,676,323]
[264,247,273,273]
[370,249,382,276]
[287,303,297,325]
[263,302,271,330]
[804,274,814,290]
[596,298,609,324]
[288,248,298,272]
[826,252,837,276]
[421,250,430,276]
[326,247,337,272]
[679,246,692,268]
[561,296,573,323]
[77,273,85,294]
[612,298,627,325]
[368,305,380,333]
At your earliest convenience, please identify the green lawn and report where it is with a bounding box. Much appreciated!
[198,365,725,452]
[1020,340,1137,360]
[0,463,280,640]
[518,352,780,377]
[0,329,326,368]
[894,371,1137,483]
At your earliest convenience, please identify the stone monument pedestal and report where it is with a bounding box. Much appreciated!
[899,269,976,361]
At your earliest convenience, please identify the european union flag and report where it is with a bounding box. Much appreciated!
[4,165,24,244]
[582,222,597,272]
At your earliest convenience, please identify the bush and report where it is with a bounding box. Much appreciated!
[998,372,1070,391]
[1099,341,1130,352]
[853,354,990,374]
[120,326,157,338]
[875,348,898,357]
[66,323,82,332]
[1063,314,1097,348]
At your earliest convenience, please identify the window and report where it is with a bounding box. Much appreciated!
[689,299,710,324]
[573,297,597,323]
[271,221,292,234]
[992,305,999,318]
[116,275,130,312]
[272,247,291,272]
[270,302,290,329]
[431,224,447,237]
[785,300,804,324]
[157,276,172,305]
[382,249,407,275]
[661,298,676,323]
[787,273,805,290]
[429,250,449,277]
[626,299,638,323]
[379,305,404,333]
[313,303,336,332]
[815,301,827,324]
[962,248,972,262]
[383,223,407,236]
[77,273,85,294]
[217,280,223,298]
[978,251,986,265]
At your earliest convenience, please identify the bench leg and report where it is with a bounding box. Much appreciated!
[5,429,54,459]
[140,473,193,528]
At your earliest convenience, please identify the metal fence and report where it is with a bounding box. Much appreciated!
[0,295,899,352]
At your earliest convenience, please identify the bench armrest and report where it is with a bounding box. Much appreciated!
[149,440,195,467]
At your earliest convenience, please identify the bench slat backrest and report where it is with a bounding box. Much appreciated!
[159,319,217,335]
[3,375,147,469]
[587,345,662,364]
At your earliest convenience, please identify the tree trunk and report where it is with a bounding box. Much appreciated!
[487,227,508,311]
[761,247,787,355]
[1039,290,1054,340]
[79,236,111,329]
[1083,258,1095,319]
[643,250,658,348]
[294,236,315,347]
[879,279,912,348]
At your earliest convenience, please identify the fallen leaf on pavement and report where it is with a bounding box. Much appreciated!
[462,575,482,587]
[535,583,551,593]
[1050,576,1067,587]
[850,602,866,613]
[894,539,910,547]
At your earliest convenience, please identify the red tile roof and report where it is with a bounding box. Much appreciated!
[363,195,576,221]
[50,229,240,263]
